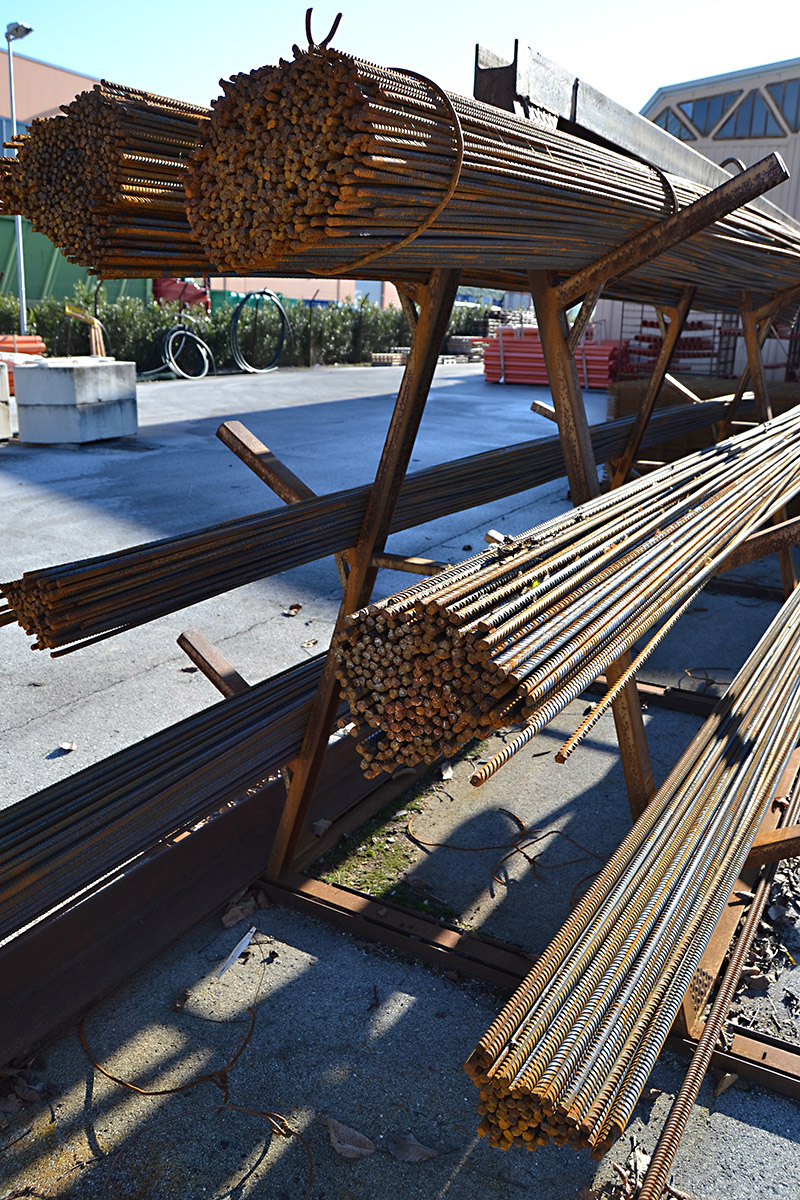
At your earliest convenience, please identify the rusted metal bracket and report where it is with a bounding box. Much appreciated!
[396,284,420,335]
[718,316,775,440]
[566,287,603,355]
[752,279,800,324]
[674,749,800,1038]
[218,418,351,589]
[266,268,463,877]
[611,285,696,488]
[530,399,558,422]
[260,872,532,989]
[529,268,655,820]
[556,154,789,310]
[177,629,250,698]
[668,1026,800,1103]
[663,373,702,403]
[717,515,800,575]
[744,823,800,868]
[739,292,798,598]
[372,551,449,576]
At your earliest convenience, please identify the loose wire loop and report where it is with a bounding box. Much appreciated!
[98,1103,313,1200]
[79,1005,257,1102]
[80,997,313,1199]
[305,8,343,51]
[406,807,604,887]
[312,62,465,277]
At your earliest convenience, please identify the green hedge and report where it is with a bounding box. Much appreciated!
[0,286,494,373]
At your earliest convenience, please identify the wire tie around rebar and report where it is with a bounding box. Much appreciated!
[305,8,342,51]
[311,63,465,276]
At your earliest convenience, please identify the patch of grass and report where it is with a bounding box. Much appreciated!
[306,773,458,920]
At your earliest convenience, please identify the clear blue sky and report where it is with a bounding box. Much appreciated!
[9,0,793,113]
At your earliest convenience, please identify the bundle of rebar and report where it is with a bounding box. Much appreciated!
[0,81,213,277]
[0,653,345,944]
[334,405,800,778]
[464,579,800,1155]
[185,45,800,309]
[0,400,731,655]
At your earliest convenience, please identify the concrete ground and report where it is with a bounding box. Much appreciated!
[1,364,798,1199]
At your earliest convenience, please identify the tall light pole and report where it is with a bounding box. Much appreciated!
[6,21,32,337]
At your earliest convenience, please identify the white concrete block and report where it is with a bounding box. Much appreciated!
[14,357,138,443]
[18,397,138,444]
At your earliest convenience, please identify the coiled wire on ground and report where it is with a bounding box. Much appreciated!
[229,289,293,373]
[161,321,216,380]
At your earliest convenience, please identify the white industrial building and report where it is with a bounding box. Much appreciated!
[641,56,800,223]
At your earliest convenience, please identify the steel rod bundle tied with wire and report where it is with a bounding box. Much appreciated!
[0,81,213,277]
[185,42,800,308]
[333,405,800,779]
[0,402,732,656]
[0,653,344,944]
[465,579,800,1156]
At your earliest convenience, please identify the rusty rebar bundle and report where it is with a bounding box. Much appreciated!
[0,81,213,276]
[465,579,800,1155]
[185,46,800,308]
[334,406,800,778]
[0,653,344,943]
[0,402,729,655]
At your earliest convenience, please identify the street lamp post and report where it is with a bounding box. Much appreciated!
[6,21,32,337]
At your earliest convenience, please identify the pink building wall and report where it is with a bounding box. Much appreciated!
[0,49,95,122]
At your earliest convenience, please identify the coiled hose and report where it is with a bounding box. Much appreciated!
[229,289,293,373]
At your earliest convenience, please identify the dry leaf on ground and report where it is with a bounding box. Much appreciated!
[326,1117,376,1159]
[221,896,257,927]
[387,1132,437,1162]
[714,1071,739,1098]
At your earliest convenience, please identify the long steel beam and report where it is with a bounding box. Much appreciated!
[556,154,789,310]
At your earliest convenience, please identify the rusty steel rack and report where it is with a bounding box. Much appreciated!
[4,36,800,1170]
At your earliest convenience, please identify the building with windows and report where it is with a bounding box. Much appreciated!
[641,57,800,221]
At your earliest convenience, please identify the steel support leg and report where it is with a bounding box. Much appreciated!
[530,270,655,819]
[611,285,695,488]
[266,268,462,876]
[741,291,797,598]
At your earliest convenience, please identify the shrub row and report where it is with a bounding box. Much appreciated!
[0,287,494,374]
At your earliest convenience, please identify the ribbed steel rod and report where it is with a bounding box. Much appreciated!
[336,406,800,776]
[467,585,800,1154]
